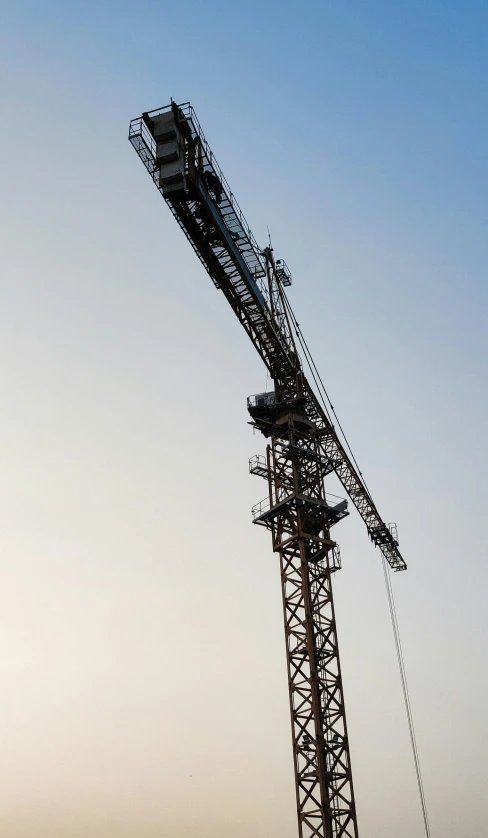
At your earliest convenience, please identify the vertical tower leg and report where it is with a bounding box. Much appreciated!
[252,414,359,838]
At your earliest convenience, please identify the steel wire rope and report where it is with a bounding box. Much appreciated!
[281,289,373,498]
[382,557,432,838]
[294,332,334,428]
[279,285,432,836]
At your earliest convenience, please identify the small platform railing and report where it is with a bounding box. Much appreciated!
[252,491,348,522]
[249,455,269,478]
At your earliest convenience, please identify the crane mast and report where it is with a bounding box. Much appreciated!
[129,101,407,838]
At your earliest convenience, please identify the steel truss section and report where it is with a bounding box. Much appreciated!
[129,102,407,573]
[129,99,409,838]
[252,417,359,838]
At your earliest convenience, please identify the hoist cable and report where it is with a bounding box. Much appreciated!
[278,283,431,835]
[281,290,373,498]
[382,557,432,838]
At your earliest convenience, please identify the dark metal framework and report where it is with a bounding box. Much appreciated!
[129,103,405,572]
[250,419,357,838]
[129,101,407,838]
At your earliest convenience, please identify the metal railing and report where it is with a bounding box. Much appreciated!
[129,104,269,298]
[247,391,276,410]
[249,455,269,477]
[252,491,348,521]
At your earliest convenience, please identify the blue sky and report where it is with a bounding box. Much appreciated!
[1,2,487,837]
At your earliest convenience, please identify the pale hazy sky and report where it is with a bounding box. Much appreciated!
[1,2,487,837]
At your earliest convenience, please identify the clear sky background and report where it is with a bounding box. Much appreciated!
[0,2,487,837]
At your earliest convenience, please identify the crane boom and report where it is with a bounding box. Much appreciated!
[129,101,408,838]
[129,102,406,573]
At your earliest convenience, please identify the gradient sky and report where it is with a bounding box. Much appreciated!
[1,2,487,837]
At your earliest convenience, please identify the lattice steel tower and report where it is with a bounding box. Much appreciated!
[129,101,407,838]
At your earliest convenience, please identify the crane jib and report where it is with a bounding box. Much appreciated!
[195,174,267,309]
[128,102,406,573]
[129,105,300,379]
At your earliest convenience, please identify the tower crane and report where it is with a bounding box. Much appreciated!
[129,101,407,838]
